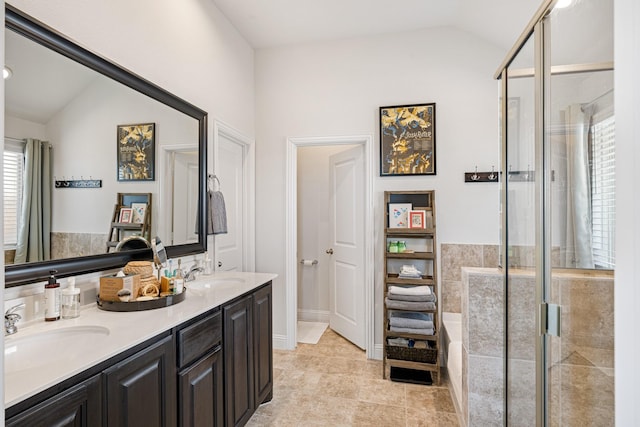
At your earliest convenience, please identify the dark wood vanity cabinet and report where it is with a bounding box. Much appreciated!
[6,375,101,427]
[176,309,224,427]
[5,281,273,427]
[103,335,176,427]
[224,282,273,427]
[178,348,224,427]
[224,294,255,427]
[253,284,273,406]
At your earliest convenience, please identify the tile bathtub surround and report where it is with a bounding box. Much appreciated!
[440,244,499,313]
[51,232,108,259]
[249,328,460,426]
[459,267,614,426]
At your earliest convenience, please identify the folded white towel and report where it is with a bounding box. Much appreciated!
[388,285,431,296]
[401,265,421,274]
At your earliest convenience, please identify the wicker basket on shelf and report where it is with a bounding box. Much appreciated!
[385,345,437,364]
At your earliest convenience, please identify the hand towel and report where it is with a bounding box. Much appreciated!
[208,190,228,235]
[385,298,435,311]
[388,285,431,296]
[389,326,434,336]
[387,292,436,302]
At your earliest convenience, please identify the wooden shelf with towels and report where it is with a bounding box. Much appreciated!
[383,190,439,385]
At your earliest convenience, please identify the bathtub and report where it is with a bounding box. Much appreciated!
[442,312,462,418]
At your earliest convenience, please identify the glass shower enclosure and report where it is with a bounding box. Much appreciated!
[496,0,614,425]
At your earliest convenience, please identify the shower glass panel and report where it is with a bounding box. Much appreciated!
[547,0,615,425]
[505,35,537,426]
[500,0,615,425]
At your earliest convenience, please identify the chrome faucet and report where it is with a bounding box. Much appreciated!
[5,303,25,335]
[184,265,204,282]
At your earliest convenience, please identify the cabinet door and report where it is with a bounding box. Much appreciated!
[178,348,224,427]
[224,295,254,427]
[6,375,101,427]
[253,284,273,405]
[104,335,176,427]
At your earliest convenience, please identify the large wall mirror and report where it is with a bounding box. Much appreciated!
[4,5,207,286]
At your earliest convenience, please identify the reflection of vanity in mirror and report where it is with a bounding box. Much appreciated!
[4,5,207,286]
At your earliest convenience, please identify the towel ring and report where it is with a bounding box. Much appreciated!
[208,174,221,191]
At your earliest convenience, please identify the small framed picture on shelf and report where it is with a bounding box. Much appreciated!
[388,203,412,228]
[130,203,147,224]
[119,207,133,223]
[409,210,426,229]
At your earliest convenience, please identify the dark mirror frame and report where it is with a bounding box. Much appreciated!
[5,5,207,287]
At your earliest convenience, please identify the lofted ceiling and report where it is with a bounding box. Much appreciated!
[211,0,541,51]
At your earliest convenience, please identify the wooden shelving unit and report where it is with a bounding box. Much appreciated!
[106,193,152,252]
[383,190,439,385]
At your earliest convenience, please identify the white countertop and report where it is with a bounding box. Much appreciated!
[4,271,277,408]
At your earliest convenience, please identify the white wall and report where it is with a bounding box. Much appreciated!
[5,115,46,140]
[614,0,640,424]
[256,27,504,345]
[46,77,197,234]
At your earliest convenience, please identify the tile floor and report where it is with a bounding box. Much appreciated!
[247,328,460,426]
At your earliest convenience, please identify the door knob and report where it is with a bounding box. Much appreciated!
[218,261,222,267]
[326,248,334,255]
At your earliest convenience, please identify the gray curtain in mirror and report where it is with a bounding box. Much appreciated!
[563,105,594,268]
[15,139,52,263]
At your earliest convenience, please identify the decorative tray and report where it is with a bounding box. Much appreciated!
[97,288,186,312]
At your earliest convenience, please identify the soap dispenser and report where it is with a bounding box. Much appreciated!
[44,270,61,321]
[61,277,81,319]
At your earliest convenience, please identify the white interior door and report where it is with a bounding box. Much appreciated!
[328,145,365,349]
[172,151,199,245]
[214,134,245,271]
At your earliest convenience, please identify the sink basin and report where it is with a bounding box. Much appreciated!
[5,325,110,374]
[188,277,246,292]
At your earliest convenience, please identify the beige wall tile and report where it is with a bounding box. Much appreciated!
[505,359,535,426]
[468,355,504,426]
[507,275,536,360]
[467,272,504,357]
[482,244,500,268]
[559,276,614,350]
[443,280,462,313]
[441,244,483,281]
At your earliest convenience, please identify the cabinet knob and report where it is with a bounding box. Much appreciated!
[325,248,334,255]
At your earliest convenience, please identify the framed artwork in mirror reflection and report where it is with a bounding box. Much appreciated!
[117,123,155,181]
[380,103,435,176]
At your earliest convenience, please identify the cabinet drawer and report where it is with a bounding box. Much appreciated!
[177,310,222,368]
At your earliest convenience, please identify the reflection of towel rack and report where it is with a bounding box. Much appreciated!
[208,174,221,191]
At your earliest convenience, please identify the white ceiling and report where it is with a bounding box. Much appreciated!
[211,0,541,51]
[5,29,98,124]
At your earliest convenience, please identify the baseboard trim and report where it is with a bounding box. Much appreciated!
[273,334,290,350]
[297,309,330,323]
[373,343,383,360]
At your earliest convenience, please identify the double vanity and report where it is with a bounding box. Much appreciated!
[3,5,274,426]
[4,272,276,427]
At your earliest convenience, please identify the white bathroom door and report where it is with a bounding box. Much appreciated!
[214,134,245,271]
[172,151,199,245]
[328,145,365,349]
